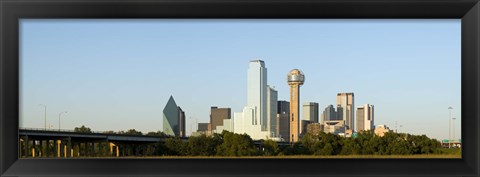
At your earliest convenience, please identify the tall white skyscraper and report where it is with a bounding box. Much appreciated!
[233,60,274,140]
[247,60,267,128]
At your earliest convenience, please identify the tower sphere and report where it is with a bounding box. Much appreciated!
[287,69,305,85]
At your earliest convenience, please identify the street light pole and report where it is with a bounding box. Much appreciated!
[452,117,456,147]
[39,104,47,130]
[448,107,453,148]
[58,111,68,131]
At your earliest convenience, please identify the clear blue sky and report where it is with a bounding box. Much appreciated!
[20,19,461,141]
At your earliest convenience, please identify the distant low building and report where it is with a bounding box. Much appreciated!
[374,124,391,137]
[323,120,346,135]
[345,129,353,138]
[214,118,233,134]
[198,123,209,132]
[196,123,210,136]
[301,120,312,136]
[210,107,231,131]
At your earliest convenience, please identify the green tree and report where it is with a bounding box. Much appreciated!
[187,135,214,156]
[319,143,334,155]
[164,137,187,155]
[122,129,143,135]
[340,138,361,155]
[261,140,279,156]
[74,125,92,133]
[216,131,257,156]
[146,131,167,137]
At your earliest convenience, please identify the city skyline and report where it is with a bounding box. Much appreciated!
[20,19,461,141]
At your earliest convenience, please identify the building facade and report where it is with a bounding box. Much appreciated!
[178,107,186,137]
[287,69,305,142]
[247,60,267,129]
[197,123,209,132]
[321,104,337,123]
[323,120,346,135]
[303,102,319,123]
[232,60,271,140]
[337,92,354,131]
[210,107,231,131]
[301,120,312,136]
[267,85,278,136]
[277,101,290,142]
[375,124,391,137]
[163,96,185,137]
[356,104,374,132]
[278,101,290,115]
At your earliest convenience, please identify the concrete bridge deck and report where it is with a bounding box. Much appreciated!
[18,128,292,158]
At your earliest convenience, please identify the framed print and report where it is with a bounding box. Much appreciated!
[1,0,479,176]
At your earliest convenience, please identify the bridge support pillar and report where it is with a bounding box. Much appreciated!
[22,136,29,157]
[56,140,61,157]
[65,137,71,158]
[91,142,95,157]
[142,145,146,156]
[32,140,36,158]
[45,140,49,157]
[39,140,44,158]
[60,140,65,158]
[109,142,113,156]
[116,146,119,157]
[24,139,30,158]
[84,142,88,157]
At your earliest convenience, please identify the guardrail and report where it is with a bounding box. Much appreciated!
[19,127,111,134]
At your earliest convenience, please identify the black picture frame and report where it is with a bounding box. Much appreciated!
[1,0,479,176]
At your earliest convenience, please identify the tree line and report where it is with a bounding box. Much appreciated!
[74,125,170,137]
[154,130,451,156]
[73,125,456,156]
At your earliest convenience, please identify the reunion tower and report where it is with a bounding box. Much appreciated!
[287,69,305,142]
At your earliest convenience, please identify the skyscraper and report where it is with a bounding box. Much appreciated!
[233,60,270,140]
[277,101,290,141]
[322,104,337,123]
[163,96,185,137]
[247,60,267,128]
[287,69,305,142]
[178,106,186,137]
[303,102,319,122]
[210,107,231,131]
[356,104,374,132]
[337,92,354,131]
[301,102,318,135]
[278,101,290,115]
[267,85,278,135]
